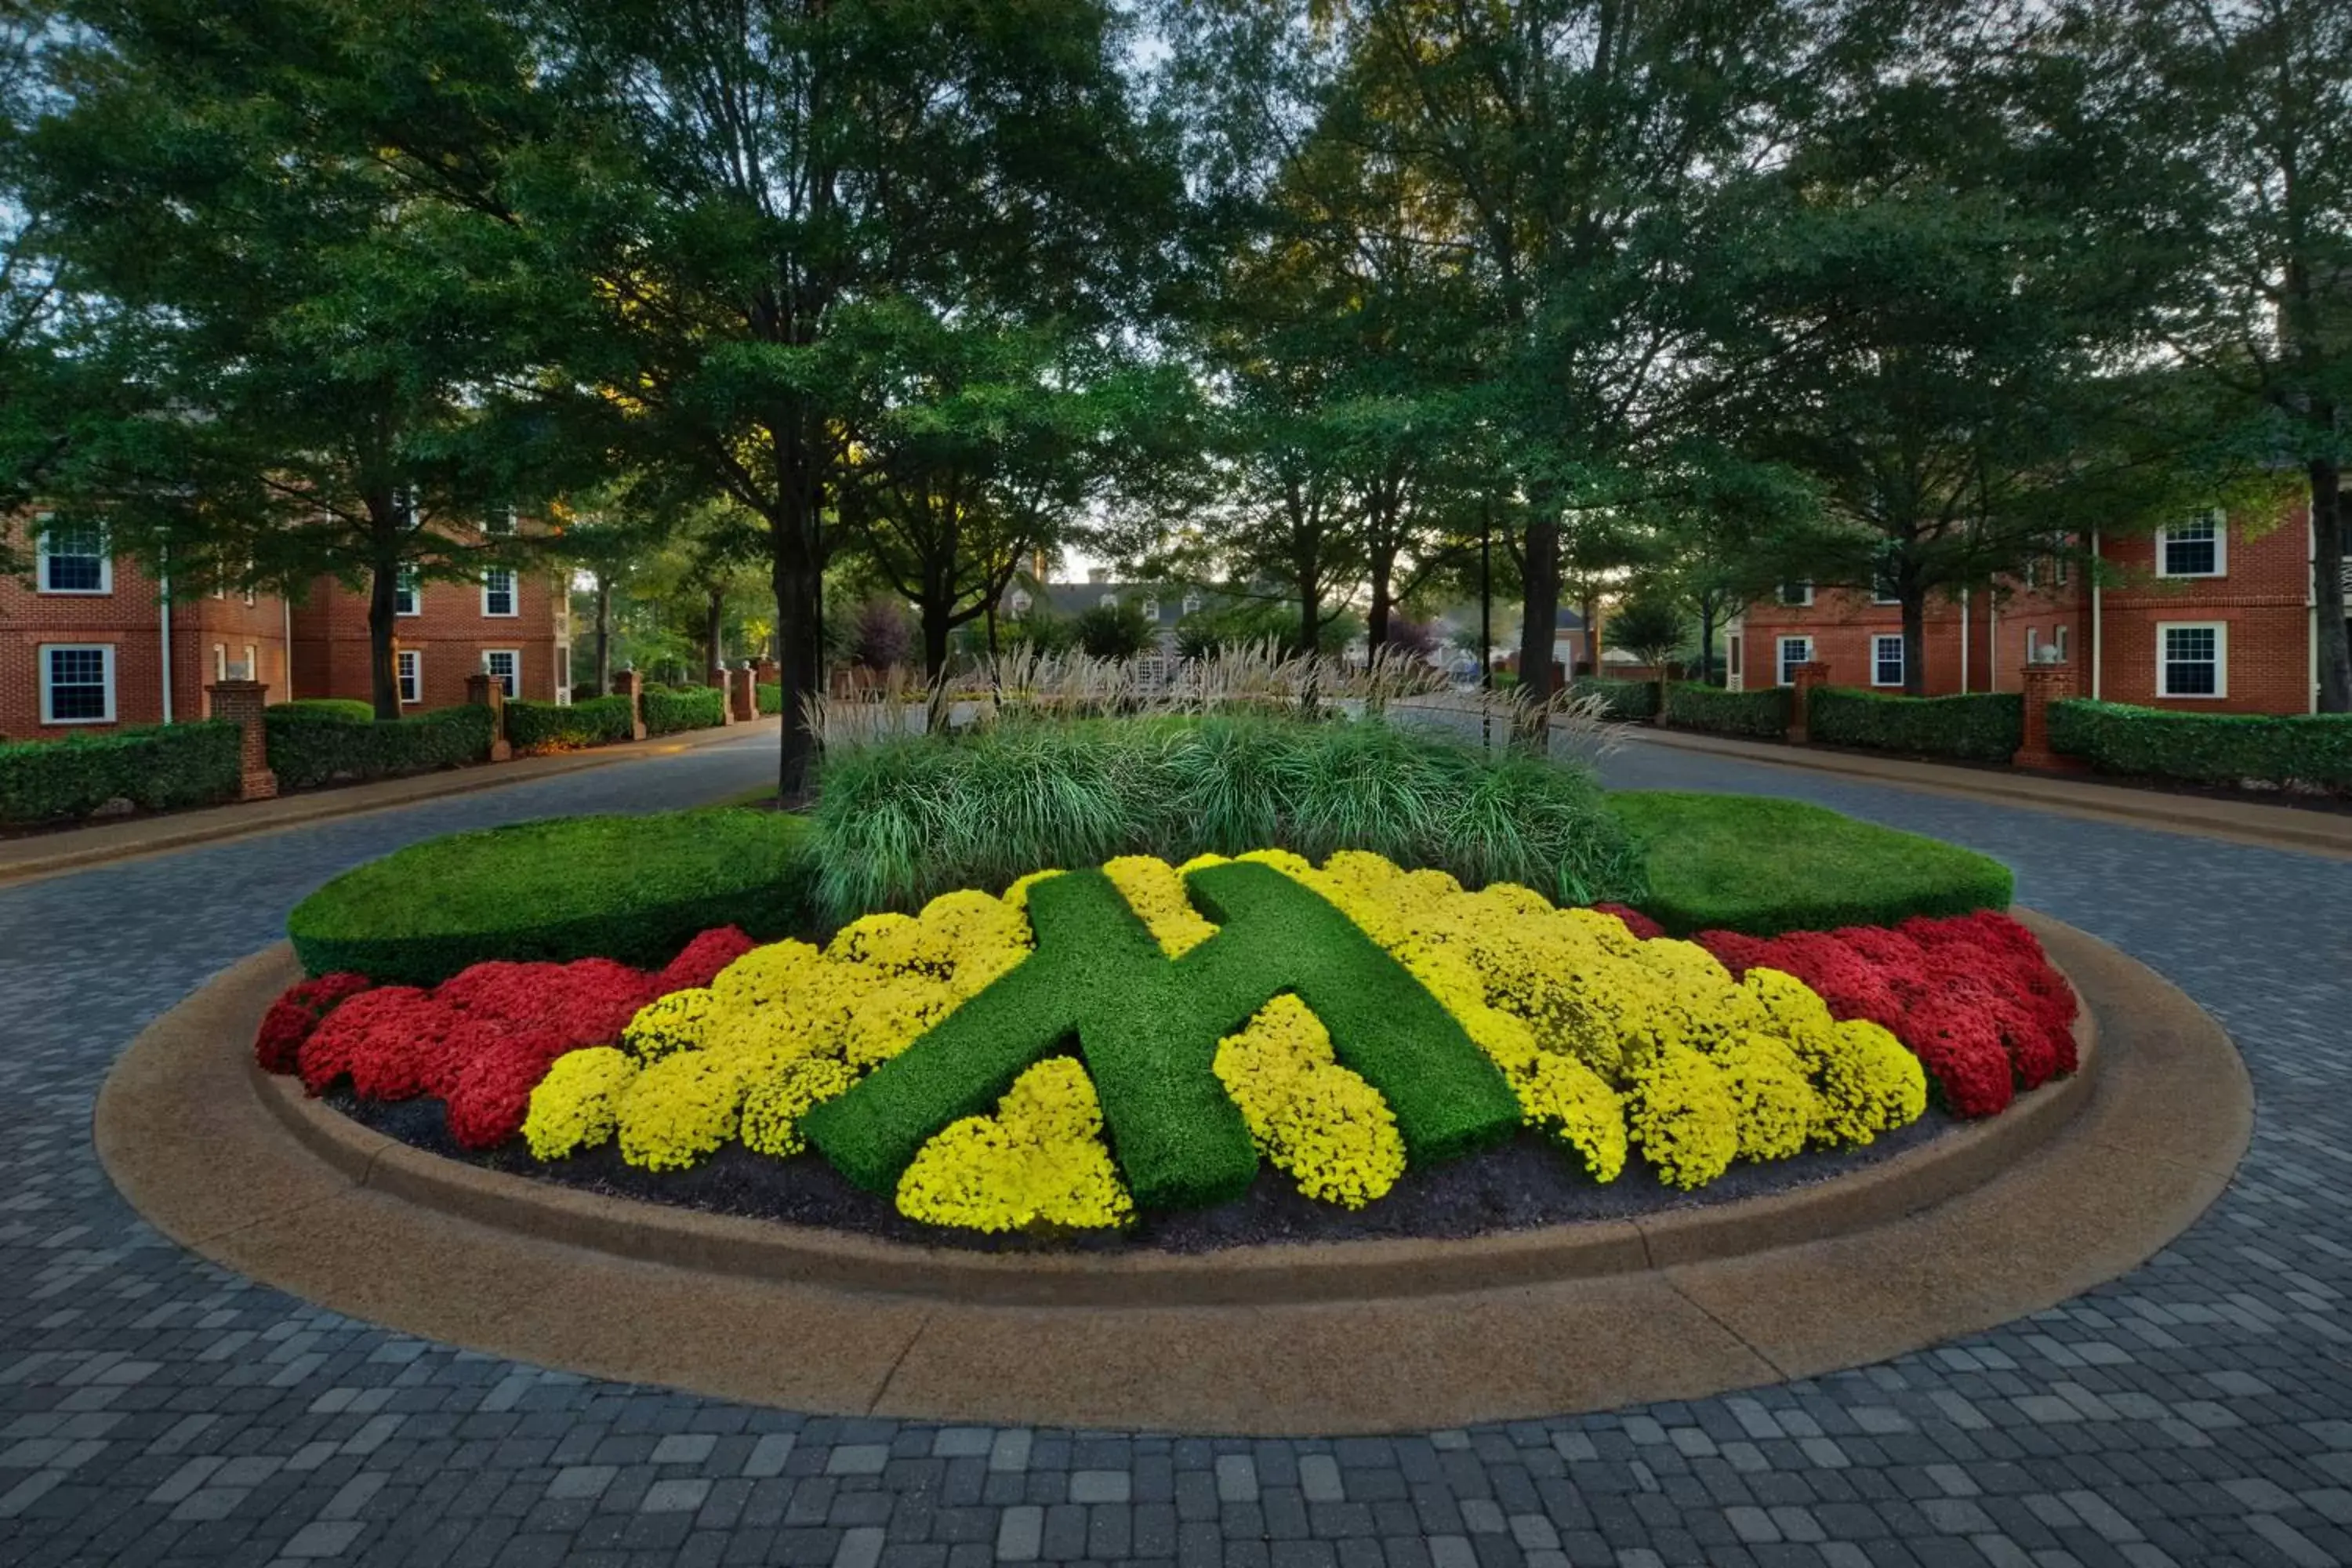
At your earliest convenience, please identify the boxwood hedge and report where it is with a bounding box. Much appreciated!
[265,703,496,789]
[0,720,243,825]
[1661,683,1791,739]
[505,695,635,752]
[644,686,728,735]
[1569,676,1661,722]
[1806,688,2024,764]
[2048,699,2352,793]
[289,809,815,984]
[755,681,782,716]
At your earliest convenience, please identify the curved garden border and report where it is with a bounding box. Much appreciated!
[96,913,2249,1435]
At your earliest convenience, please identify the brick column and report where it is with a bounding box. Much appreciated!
[706,666,736,726]
[730,661,758,722]
[2014,662,2082,771]
[610,669,648,742]
[1788,661,1832,742]
[465,673,514,763]
[205,678,278,801]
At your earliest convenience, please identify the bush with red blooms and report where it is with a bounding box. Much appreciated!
[252,971,372,1073]
[1697,909,2078,1116]
[263,926,756,1150]
[1589,902,1665,941]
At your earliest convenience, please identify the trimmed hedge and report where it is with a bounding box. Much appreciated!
[1569,677,1661,722]
[755,681,782,716]
[1611,790,2014,937]
[2048,699,2352,793]
[265,703,496,789]
[802,861,1518,1209]
[0,720,243,825]
[644,685,728,735]
[289,809,815,985]
[1661,682,1791,738]
[1807,688,2024,764]
[272,698,376,723]
[505,695,635,752]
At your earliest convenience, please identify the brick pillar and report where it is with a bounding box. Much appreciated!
[730,661,758,722]
[1788,661,1832,743]
[2014,662,2082,771]
[706,666,736,725]
[610,669,648,742]
[205,679,278,801]
[465,673,514,762]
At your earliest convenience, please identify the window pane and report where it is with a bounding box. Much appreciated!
[2164,626,2218,695]
[484,569,515,615]
[1873,637,1904,685]
[2164,522,2217,575]
[47,648,107,718]
[42,528,104,590]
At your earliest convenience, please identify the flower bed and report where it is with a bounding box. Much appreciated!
[261,851,2076,1241]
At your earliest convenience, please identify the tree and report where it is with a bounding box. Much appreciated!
[1604,596,1688,674]
[2084,0,2352,710]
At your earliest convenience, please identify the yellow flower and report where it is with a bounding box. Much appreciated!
[522,1047,639,1160]
[740,1056,859,1158]
[615,1052,746,1172]
[1624,1044,1740,1190]
[843,975,961,1069]
[895,1058,1134,1232]
[1212,996,1406,1209]
[1001,868,1064,910]
[1707,1033,1821,1162]
[1102,854,1220,956]
[621,988,716,1062]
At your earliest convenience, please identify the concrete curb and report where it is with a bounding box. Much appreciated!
[1625,727,2352,860]
[0,717,780,888]
[95,914,2248,1435]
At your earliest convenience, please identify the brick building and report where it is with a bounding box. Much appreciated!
[0,517,569,739]
[1728,506,2335,715]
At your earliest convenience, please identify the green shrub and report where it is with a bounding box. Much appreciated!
[289,809,816,985]
[1611,791,2014,936]
[2048,699,2352,793]
[265,703,496,789]
[755,681,782,716]
[1662,682,1791,738]
[644,685,728,735]
[269,698,376,723]
[505,695,635,751]
[1806,688,2024,764]
[0,721,243,824]
[1569,676,1661,722]
[808,714,1646,921]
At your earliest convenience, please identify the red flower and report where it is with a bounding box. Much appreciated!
[1589,904,1666,942]
[658,926,758,992]
[1696,930,1774,977]
[254,973,373,1074]
[442,1029,575,1149]
[1905,999,2016,1116]
[297,987,451,1097]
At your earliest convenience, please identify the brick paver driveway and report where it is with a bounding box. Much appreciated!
[2,729,2347,1568]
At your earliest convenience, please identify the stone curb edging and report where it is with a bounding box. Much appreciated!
[248,947,2097,1306]
[94,913,2249,1434]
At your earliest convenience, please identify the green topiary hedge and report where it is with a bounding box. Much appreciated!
[1569,677,1661,722]
[270,698,376,723]
[2048,699,2352,793]
[1661,683,1791,739]
[1610,790,2014,936]
[644,685,728,735]
[289,809,816,985]
[1806,688,2024,764]
[505,695,636,752]
[265,704,496,789]
[755,681,782,716]
[0,721,244,825]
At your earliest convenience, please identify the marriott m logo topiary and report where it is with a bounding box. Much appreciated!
[801,860,1523,1210]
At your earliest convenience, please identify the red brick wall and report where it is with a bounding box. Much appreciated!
[2092,513,2312,714]
[289,564,567,710]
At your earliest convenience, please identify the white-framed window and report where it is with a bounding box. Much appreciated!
[1007,589,1032,615]
[40,644,114,724]
[1776,634,1813,686]
[35,520,111,595]
[212,643,227,682]
[1871,634,1905,688]
[1777,581,1813,607]
[1142,597,1160,622]
[1181,593,1202,615]
[1726,632,1742,678]
[481,568,517,617]
[394,567,421,616]
[2157,514,2225,578]
[1099,592,1118,609]
[2053,554,2069,587]
[482,648,519,699]
[397,649,422,705]
[2158,621,2226,698]
[1871,556,1900,605]
[486,506,517,537]
[2024,626,2042,664]
[555,645,571,699]
[2053,625,2070,662]
[241,644,257,682]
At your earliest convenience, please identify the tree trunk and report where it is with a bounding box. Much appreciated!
[1367,555,1394,653]
[1581,587,1599,677]
[366,503,401,721]
[705,588,725,679]
[920,598,953,684]
[2314,452,2350,713]
[1515,519,1560,706]
[1696,598,1716,686]
[1901,588,1926,697]
[593,572,613,695]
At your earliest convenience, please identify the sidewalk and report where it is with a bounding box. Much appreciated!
[0,717,781,887]
[1624,726,2352,859]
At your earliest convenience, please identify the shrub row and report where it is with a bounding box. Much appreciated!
[644,685,728,735]
[265,703,496,789]
[1568,677,1661,722]
[0,720,243,825]
[506,695,637,751]
[1661,683,1791,739]
[2049,699,2352,793]
[1806,688,2024,764]
[756,681,782,716]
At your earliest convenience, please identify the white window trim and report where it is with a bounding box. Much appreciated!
[2155,514,2227,579]
[482,648,520,699]
[2054,625,2070,662]
[2024,626,2041,665]
[481,567,518,618]
[2156,619,2228,699]
[212,644,227,682]
[39,643,115,724]
[397,649,423,706]
[1142,598,1160,622]
[34,521,112,596]
[395,567,422,617]
[241,644,258,682]
[1870,634,1905,688]
[1098,593,1119,610]
[1777,581,1814,608]
[1775,635,1813,687]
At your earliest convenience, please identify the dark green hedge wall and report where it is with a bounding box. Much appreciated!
[0,722,243,825]
[1806,688,2024,764]
[1661,683,1791,739]
[2049,699,2352,793]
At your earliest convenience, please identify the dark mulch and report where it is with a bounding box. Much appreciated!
[330,1088,1969,1254]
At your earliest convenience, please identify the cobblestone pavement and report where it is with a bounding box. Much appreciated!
[3,731,2350,1567]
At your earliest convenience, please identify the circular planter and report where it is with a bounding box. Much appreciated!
[96,912,2249,1435]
